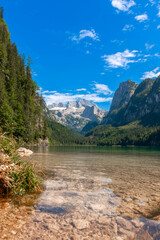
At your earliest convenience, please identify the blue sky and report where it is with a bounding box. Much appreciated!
[1,0,160,110]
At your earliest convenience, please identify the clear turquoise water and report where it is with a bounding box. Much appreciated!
[29,146,160,239]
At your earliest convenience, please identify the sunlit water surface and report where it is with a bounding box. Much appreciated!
[2,146,160,240]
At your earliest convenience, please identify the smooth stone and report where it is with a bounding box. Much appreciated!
[73,219,90,230]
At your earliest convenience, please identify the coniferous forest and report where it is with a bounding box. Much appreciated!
[0,7,47,142]
[0,6,160,147]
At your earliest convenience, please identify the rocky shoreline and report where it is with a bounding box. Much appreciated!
[5,180,160,240]
[0,149,160,240]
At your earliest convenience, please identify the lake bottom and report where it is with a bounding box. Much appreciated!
[1,146,160,239]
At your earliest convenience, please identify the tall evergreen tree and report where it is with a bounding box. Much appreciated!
[0,8,47,142]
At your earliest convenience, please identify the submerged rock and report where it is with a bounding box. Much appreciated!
[72,219,90,230]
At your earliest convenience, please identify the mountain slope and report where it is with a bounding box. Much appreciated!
[81,121,99,134]
[103,78,160,126]
[85,121,160,146]
[110,79,138,112]
[48,99,107,131]
[42,102,77,145]
[47,120,76,145]
[85,77,160,146]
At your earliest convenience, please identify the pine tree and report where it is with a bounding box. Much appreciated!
[0,8,47,142]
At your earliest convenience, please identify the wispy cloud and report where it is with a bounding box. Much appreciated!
[149,0,156,6]
[157,25,160,29]
[157,5,160,17]
[41,83,113,105]
[76,88,87,91]
[141,67,160,79]
[92,83,114,95]
[70,29,100,43]
[135,14,148,22]
[32,71,38,77]
[145,43,155,51]
[110,0,136,12]
[42,90,57,94]
[111,39,124,45]
[43,92,112,105]
[122,24,134,31]
[102,49,139,68]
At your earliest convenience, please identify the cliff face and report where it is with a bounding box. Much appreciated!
[110,80,138,112]
[123,78,155,124]
[103,79,138,125]
[103,77,160,126]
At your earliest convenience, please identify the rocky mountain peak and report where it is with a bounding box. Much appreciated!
[103,77,160,126]
[110,79,138,112]
[48,99,107,130]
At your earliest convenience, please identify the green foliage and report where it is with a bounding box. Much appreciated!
[81,121,98,134]
[9,161,41,196]
[0,133,41,196]
[0,132,17,158]
[46,119,98,145]
[0,9,47,142]
[85,122,160,146]
[47,120,76,145]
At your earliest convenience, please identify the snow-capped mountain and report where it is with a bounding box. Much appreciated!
[48,99,107,130]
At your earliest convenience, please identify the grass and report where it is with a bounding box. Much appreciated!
[0,132,42,197]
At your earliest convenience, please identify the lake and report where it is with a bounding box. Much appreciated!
[1,146,160,239]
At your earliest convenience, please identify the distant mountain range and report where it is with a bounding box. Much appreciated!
[47,99,107,131]
[44,76,160,146]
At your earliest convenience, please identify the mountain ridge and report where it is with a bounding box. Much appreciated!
[48,99,107,131]
[84,77,160,146]
[103,77,160,126]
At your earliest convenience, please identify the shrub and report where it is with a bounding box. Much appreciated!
[0,132,41,196]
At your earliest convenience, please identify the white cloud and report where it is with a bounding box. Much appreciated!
[76,88,87,91]
[122,24,134,31]
[149,0,156,5]
[71,29,100,43]
[145,43,155,51]
[43,92,112,105]
[42,90,57,94]
[135,14,148,22]
[154,53,160,57]
[102,49,139,68]
[32,71,38,77]
[111,39,124,45]
[92,83,113,95]
[141,67,160,79]
[111,0,136,12]
[157,6,160,17]
[157,25,160,29]
[41,83,114,105]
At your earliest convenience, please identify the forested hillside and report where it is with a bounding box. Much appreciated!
[0,7,47,142]
[85,77,160,146]
[85,122,160,146]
